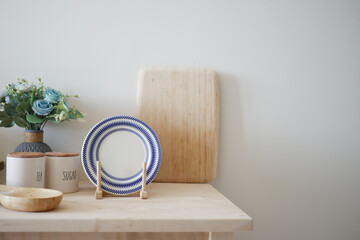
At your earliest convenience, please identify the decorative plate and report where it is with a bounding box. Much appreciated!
[81,116,161,195]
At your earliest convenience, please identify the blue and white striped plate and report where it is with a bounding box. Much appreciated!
[81,116,161,195]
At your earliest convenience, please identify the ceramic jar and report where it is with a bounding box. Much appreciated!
[6,152,45,188]
[45,152,80,193]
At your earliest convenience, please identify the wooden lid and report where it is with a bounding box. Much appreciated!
[7,152,45,158]
[45,152,80,157]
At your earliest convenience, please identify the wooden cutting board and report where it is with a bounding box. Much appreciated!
[137,68,219,183]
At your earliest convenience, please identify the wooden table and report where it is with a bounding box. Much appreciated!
[0,182,252,240]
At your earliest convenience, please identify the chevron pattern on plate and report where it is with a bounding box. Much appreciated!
[82,116,161,195]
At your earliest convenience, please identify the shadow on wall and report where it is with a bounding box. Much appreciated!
[212,72,246,191]
[0,161,4,184]
[212,72,255,240]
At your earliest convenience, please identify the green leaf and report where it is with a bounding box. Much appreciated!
[14,116,28,128]
[0,111,8,119]
[30,89,35,106]
[15,102,31,115]
[48,117,59,124]
[69,112,76,119]
[15,105,25,115]
[8,95,19,107]
[75,110,83,117]
[0,117,14,127]
[4,104,16,116]
[22,101,31,112]
[26,114,44,124]
[69,109,83,119]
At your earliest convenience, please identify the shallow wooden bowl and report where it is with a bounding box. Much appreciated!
[0,185,63,212]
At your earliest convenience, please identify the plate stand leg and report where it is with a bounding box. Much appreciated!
[140,161,148,199]
[95,161,103,199]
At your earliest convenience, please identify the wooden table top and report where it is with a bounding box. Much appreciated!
[0,181,252,233]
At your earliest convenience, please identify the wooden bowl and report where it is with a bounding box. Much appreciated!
[0,185,63,212]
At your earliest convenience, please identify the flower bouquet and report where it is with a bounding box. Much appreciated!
[0,78,84,131]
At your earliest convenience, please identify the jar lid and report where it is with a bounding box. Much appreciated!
[45,152,80,157]
[7,152,45,158]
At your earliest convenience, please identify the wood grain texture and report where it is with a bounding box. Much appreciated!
[0,185,62,212]
[140,161,148,199]
[0,181,252,232]
[7,152,45,158]
[0,232,209,240]
[45,152,79,157]
[137,68,219,183]
[95,161,103,199]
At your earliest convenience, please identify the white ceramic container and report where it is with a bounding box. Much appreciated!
[45,152,80,193]
[6,152,45,188]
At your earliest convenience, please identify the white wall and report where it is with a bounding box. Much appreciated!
[0,0,359,239]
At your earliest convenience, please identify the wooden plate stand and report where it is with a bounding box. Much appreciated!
[95,161,148,200]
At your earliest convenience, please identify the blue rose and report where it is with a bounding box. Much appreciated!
[32,100,53,116]
[43,87,62,103]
